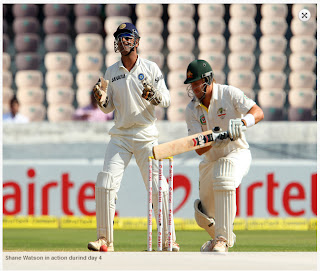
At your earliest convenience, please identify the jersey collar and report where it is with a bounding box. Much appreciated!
[118,55,141,71]
[212,83,218,100]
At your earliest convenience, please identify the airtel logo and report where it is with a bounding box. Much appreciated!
[3,168,193,216]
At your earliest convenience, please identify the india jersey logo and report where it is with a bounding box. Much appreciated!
[200,114,206,125]
[217,107,226,119]
[138,73,145,80]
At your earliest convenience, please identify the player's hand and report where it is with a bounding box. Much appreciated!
[228,118,245,141]
[211,127,231,148]
[93,77,109,108]
[141,79,162,106]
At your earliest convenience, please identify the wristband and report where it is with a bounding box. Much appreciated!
[242,113,255,128]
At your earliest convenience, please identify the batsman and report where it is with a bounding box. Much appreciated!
[184,60,264,252]
[88,23,179,252]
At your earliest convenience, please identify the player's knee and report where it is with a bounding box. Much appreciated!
[96,171,118,204]
[96,171,116,190]
[212,158,236,191]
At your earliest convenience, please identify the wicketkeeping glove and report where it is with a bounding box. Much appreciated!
[141,79,162,106]
[228,118,246,141]
[93,77,109,108]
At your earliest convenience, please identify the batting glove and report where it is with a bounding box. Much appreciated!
[228,118,246,141]
[93,77,109,108]
[141,79,162,106]
[211,127,231,148]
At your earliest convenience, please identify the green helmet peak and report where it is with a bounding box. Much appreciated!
[184,59,214,85]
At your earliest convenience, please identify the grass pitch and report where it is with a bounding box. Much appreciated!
[3,229,316,252]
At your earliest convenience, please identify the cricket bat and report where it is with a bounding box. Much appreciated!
[152,128,229,160]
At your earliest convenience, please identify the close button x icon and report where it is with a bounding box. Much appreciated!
[299,9,311,22]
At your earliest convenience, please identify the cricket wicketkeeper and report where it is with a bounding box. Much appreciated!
[184,60,264,252]
[88,22,179,252]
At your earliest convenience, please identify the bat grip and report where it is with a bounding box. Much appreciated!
[212,127,229,140]
[218,131,229,140]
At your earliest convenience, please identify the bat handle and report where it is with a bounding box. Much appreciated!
[212,127,227,139]
[213,125,246,141]
[218,131,229,140]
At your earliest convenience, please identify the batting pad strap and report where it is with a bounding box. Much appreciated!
[194,199,215,239]
[95,171,116,243]
[241,113,255,128]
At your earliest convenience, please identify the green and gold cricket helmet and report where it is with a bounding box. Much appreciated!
[184,59,214,85]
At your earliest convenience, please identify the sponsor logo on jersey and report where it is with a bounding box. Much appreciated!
[155,74,164,84]
[138,73,145,80]
[111,74,126,82]
[200,114,206,125]
[217,107,226,119]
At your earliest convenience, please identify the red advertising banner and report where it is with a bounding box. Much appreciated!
[3,159,317,218]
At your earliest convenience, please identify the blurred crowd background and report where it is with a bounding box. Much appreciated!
[3,4,317,122]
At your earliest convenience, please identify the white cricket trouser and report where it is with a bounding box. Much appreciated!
[100,133,175,243]
[199,148,252,223]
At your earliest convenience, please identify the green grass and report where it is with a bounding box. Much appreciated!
[3,229,317,252]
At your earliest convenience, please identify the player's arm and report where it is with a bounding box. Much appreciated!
[228,87,264,140]
[242,104,264,127]
[228,103,264,141]
[185,105,211,156]
[195,145,212,156]
[154,67,170,108]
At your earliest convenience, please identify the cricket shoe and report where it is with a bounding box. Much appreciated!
[201,236,229,252]
[163,240,180,252]
[87,237,114,252]
[200,239,215,252]
[212,236,228,252]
